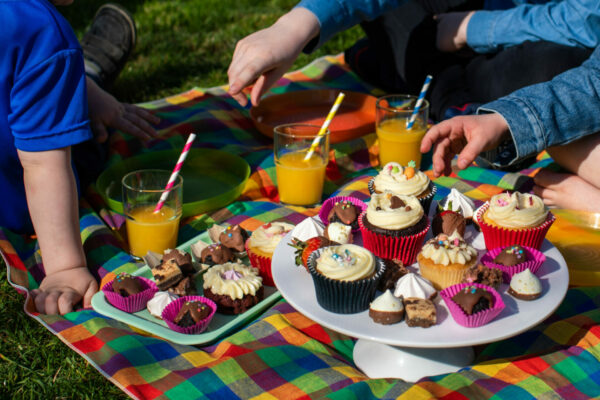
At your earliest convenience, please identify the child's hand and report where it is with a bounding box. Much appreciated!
[420,113,510,177]
[31,267,98,315]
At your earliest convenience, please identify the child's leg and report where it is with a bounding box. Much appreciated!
[533,133,600,212]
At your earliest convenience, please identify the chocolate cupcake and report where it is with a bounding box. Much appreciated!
[102,273,158,313]
[200,243,235,266]
[202,262,264,315]
[440,283,505,327]
[219,224,249,253]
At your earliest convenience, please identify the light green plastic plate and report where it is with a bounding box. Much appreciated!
[91,231,281,345]
[96,148,251,218]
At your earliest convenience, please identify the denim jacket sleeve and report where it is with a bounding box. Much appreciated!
[295,0,402,52]
[467,0,600,54]
[476,46,600,167]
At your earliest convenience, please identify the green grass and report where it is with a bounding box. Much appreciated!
[0,1,362,397]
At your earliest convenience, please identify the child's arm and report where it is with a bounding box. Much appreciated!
[18,148,98,315]
[420,113,510,177]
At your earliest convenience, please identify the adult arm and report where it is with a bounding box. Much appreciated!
[478,45,600,166]
[467,0,600,53]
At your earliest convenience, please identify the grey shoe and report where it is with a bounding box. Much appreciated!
[81,3,136,88]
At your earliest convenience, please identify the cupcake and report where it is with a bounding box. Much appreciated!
[369,161,437,213]
[477,192,555,250]
[369,290,404,325]
[507,269,543,300]
[417,233,478,290]
[440,283,505,327]
[307,244,385,314]
[393,272,437,300]
[202,262,264,314]
[245,221,294,286]
[102,272,158,313]
[147,291,179,319]
[161,296,217,334]
[319,196,367,231]
[437,188,476,223]
[481,244,546,283]
[359,192,430,264]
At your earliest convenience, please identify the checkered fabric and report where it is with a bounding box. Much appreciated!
[3,55,600,399]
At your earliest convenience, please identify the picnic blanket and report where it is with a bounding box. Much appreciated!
[3,55,600,399]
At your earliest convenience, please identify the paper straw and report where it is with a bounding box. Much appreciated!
[406,75,432,130]
[153,133,196,213]
[303,92,345,161]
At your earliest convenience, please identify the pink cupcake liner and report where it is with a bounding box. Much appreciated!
[358,212,430,265]
[481,245,546,283]
[161,296,217,334]
[476,203,555,250]
[319,196,367,232]
[440,283,505,327]
[245,239,275,286]
[102,276,158,313]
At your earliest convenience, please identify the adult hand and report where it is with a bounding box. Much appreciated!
[31,267,98,315]
[228,7,320,107]
[435,11,474,52]
[421,113,510,177]
[86,77,160,142]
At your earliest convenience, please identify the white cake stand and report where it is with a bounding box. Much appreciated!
[272,227,569,381]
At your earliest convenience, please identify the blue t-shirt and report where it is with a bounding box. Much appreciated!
[0,0,92,233]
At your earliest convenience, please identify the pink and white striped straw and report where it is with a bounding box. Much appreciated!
[153,133,197,213]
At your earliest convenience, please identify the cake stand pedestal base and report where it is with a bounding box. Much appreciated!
[353,339,475,381]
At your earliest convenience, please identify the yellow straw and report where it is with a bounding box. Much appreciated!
[303,92,345,161]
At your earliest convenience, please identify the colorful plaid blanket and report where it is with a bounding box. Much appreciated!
[3,55,600,399]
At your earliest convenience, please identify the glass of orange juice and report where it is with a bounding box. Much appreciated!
[274,124,330,206]
[122,169,183,258]
[376,94,429,168]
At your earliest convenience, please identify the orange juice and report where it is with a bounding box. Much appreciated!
[126,205,181,257]
[376,118,427,167]
[276,151,327,206]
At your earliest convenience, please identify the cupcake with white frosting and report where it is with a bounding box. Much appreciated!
[369,290,404,325]
[369,161,437,212]
[417,233,479,290]
[476,192,555,250]
[202,262,264,314]
[307,244,385,313]
[359,191,430,264]
[245,221,294,286]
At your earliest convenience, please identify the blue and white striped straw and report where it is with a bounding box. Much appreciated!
[406,75,432,130]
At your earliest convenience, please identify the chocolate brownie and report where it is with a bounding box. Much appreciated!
[403,297,436,327]
[203,286,264,315]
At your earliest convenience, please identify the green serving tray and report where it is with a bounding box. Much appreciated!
[96,148,250,218]
[91,231,281,345]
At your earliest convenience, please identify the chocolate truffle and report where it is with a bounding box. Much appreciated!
[219,225,249,253]
[112,273,143,297]
[378,258,409,292]
[462,263,503,289]
[174,300,211,327]
[200,243,234,266]
[432,210,466,237]
[327,200,359,229]
[162,249,194,276]
[168,276,196,296]
[494,245,528,266]
[452,286,494,315]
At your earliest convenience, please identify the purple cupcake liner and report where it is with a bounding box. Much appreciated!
[161,296,217,334]
[102,276,158,313]
[440,283,505,328]
[307,247,385,314]
[368,178,437,215]
[481,245,546,283]
[319,196,367,232]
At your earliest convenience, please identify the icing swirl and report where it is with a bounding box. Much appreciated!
[486,192,548,228]
[373,162,430,196]
[439,188,476,218]
[420,233,478,266]
[316,244,375,281]
[247,222,294,253]
[366,192,423,230]
[203,262,262,299]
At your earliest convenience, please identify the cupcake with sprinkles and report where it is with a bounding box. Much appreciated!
[319,196,367,231]
[307,244,385,313]
[102,272,158,313]
[476,192,555,250]
[161,296,217,334]
[369,161,437,213]
[481,244,546,283]
[440,283,505,327]
[359,191,429,264]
